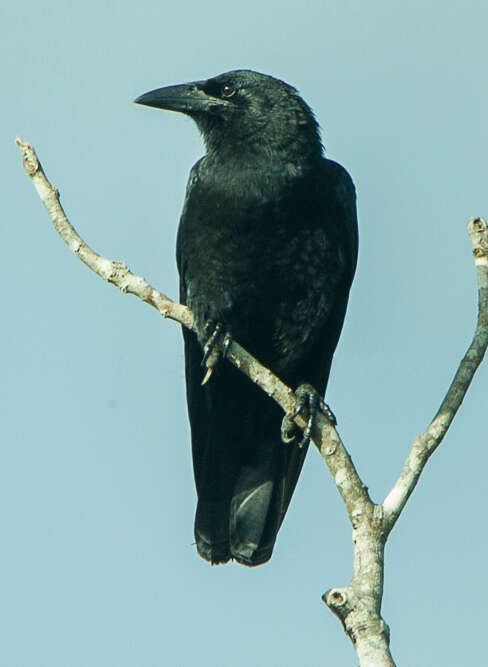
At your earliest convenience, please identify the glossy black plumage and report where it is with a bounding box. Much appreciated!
[135,69,358,565]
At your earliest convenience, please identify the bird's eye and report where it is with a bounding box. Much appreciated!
[221,85,236,98]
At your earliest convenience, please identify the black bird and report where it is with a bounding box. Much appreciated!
[135,70,358,566]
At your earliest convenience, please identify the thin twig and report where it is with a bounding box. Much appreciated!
[383,217,488,532]
[15,136,370,522]
[17,136,487,667]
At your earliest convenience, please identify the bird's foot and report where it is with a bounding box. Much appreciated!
[281,383,336,448]
[201,322,232,385]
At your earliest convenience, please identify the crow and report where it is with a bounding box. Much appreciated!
[135,69,358,566]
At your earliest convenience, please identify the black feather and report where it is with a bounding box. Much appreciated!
[136,69,358,565]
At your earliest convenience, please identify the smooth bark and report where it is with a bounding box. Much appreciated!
[17,137,488,666]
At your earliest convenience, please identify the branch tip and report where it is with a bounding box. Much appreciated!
[382,215,488,533]
[16,137,39,175]
[17,138,486,667]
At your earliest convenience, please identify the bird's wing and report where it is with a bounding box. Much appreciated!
[176,158,358,567]
[323,158,359,281]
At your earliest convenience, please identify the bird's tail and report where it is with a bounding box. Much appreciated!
[192,367,307,566]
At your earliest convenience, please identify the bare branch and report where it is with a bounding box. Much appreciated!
[18,136,486,667]
[383,217,488,531]
[15,137,370,522]
[15,138,194,330]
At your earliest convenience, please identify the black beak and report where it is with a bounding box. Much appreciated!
[134,81,224,115]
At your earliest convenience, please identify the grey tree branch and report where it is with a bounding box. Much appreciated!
[17,136,487,667]
[383,217,488,532]
[14,137,366,512]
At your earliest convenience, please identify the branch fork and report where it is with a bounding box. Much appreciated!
[16,137,488,667]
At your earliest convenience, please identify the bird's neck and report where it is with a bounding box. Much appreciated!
[214,139,320,166]
[196,149,317,207]
[205,136,321,183]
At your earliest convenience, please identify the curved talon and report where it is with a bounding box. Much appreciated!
[200,323,232,385]
[283,385,336,447]
[222,333,232,359]
[292,383,336,448]
[299,413,314,448]
[201,366,214,386]
[292,387,307,418]
[201,323,224,366]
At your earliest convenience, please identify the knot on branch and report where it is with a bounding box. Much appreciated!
[323,587,351,617]
[323,586,391,648]
[322,587,356,638]
[322,440,338,456]
[108,261,130,290]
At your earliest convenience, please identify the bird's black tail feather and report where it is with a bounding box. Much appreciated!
[190,359,308,566]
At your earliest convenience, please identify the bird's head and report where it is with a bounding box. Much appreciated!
[135,69,323,162]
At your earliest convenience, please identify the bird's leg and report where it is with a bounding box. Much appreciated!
[281,383,336,448]
[201,322,223,366]
[201,322,232,385]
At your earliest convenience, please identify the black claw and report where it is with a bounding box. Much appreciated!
[282,385,336,447]
[291,383,336,448]
[200,324,232,384]
[292,390,306,419]
[201,323,224,366]
[299,414,314,448]
[222,333,232,359]
[292,396,304,419]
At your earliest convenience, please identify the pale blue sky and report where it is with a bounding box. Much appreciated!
[2,1,487,665]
